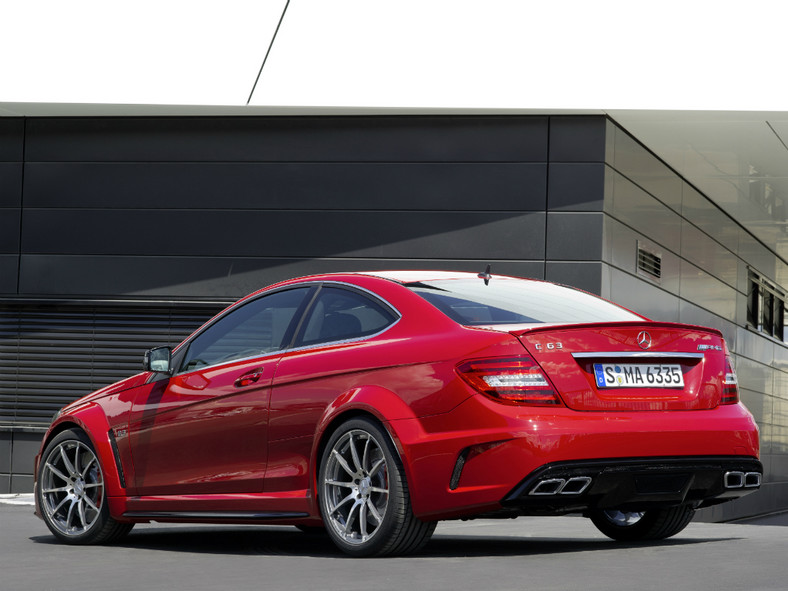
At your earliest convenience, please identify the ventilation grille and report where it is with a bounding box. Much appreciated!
[637,246,662,280]
[0,301,226,426]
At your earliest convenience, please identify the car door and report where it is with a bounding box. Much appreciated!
[266,285,400,494]
[127,286,312,497]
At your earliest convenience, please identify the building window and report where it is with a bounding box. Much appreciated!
[748,271,786,341]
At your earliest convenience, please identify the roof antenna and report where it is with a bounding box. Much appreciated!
[478,264,492,286]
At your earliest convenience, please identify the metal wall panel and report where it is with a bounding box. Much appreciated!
[547,163,605,211]
[604,120,788,520]
[0,210,20,253]
[22,210,545,258]
[0,163,23,207]
[0,120,22,297]
[545,261,603,294]
[19,116,557,300]
[546,212,604,260]
[548,116,607,162]
[25,117,549,162]
[0,257,18,294]
[24,161,548,211]
[19,255,547,299]
[0,119,23,161]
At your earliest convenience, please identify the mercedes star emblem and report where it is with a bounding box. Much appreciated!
[637,331,652,350]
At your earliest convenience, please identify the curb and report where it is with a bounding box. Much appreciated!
[0,494,35,506]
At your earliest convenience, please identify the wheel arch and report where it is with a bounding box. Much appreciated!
[309,385,419,515]
[38,406,126,500]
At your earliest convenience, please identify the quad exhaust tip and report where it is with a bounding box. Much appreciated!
[530,471,761,496]
[724,471,761,489]
[529,476,592,496]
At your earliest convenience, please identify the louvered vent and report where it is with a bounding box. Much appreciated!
[0,301,226,426]
[637,245,662,281]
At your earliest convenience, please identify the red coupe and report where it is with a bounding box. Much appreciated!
[34,271,761,556]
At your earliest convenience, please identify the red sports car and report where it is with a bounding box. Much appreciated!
[34,271,761,556]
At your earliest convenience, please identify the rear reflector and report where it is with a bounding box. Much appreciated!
[456,356,562,406]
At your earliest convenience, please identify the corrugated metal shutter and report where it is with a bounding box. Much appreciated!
[0,301,227,426]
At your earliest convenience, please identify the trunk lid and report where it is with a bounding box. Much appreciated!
[513,321,729,411]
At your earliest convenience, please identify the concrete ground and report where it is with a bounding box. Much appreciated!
[2,496,787,591]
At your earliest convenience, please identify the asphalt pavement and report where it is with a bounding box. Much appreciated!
[2,496,787,591]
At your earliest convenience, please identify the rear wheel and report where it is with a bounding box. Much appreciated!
[590,505,695,541]
[318,417,435,557]
[37,429,133,544]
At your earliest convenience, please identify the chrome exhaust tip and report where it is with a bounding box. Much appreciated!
[530,478,566,495]
[529,476,592,496]
[744,472,761,488]
[724,471,761,489]
[724,471,744,488]
[561,476,592,495]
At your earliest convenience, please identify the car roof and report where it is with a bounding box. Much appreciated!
[361,270,485,283]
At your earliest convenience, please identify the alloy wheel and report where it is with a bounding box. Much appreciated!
[322,428,390,546]
[602,510,645,527]
[40,439,105,538]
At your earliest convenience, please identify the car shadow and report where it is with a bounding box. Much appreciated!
[30,526,742,558]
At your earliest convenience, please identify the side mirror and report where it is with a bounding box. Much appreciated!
[143,346,173,374]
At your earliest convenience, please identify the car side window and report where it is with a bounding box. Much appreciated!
[179,287,309,373]
[297,286,397,347]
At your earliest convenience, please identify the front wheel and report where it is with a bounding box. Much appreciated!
[590,505,695,541]
[37,429,133,544]
[318,417,435,557]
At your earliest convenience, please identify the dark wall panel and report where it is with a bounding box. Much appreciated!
[545,261,603,293]
[548,163,605,211]
[546,212,604,260]
[0,257,18,293]
[10,432,41,476]
[14,115,609,300]
[22,210,544,259]
[18,115,561,299]
[24,162,547,211]
[0,119,24,161]
[0,163,23,207]
[0,122,22,296]
[26,117,549,162]
[549,116,607,162]
[0,210,20,253]
[19,255,546,298]
[0,432,10,472]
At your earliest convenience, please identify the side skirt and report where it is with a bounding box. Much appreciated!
[122,511,308,522]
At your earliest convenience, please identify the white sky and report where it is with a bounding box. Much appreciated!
[2,0,788,110]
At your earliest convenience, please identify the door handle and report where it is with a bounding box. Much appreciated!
[234,369,264,388]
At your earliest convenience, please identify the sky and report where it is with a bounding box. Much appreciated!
[2,0,787,111]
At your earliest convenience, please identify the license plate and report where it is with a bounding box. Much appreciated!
[593,363,684,388]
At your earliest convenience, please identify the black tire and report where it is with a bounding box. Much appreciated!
[590,505,695,541]
[37,429,133,544]
[318,417,436,557]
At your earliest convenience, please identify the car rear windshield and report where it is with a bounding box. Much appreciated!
[407,277,642,326]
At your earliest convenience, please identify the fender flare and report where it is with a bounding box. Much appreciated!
[42,405,126,499]
[308,385,423,513]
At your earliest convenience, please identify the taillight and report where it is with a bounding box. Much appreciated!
[721,354,739,405]
[456,356,562,406]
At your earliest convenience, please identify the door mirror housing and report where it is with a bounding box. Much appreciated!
[144,346,173,374]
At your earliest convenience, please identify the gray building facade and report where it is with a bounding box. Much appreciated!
[1,114,785,521]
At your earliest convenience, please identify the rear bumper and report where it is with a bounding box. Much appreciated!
[501,456,763,516]
[393,393,760,520]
